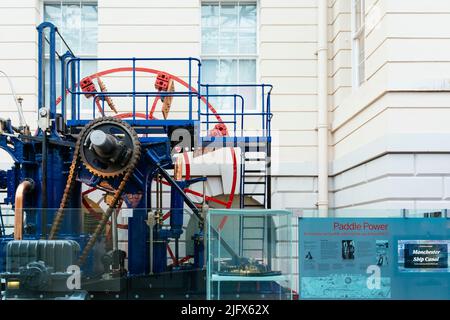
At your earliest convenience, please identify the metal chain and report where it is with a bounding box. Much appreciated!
[48,132,83,239]
[77,165,137,266]
[48,117,101,239]
[47,117,141,269]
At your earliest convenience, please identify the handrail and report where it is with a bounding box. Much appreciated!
[65,56,201,121]
[38,20,272,141]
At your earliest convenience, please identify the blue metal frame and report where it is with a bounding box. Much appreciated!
[62,58,272,145]
[36,22,273,143]
[0,22,274,283]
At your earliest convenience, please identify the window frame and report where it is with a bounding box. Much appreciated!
[200,0,259,111]
[41,0,98,57]
[351,0,365,88]
[41,0,98,112]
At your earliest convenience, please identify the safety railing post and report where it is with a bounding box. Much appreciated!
[77,59,81,120]
[206,85,210,132]
[189,57,192,120]
[197,60,201,121]
[233,94,237,137]
[71,60,76,121]
[261,85,265,135]
[132,57,136,121]
[49,27,56,120]
[37,25,44,111]
[241,90,245,137]
[145,95,149,120]
[60,53,68,122]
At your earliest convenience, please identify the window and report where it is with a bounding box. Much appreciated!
[201,1,257,110]
[351,0,365,87]
[43,1,98,109]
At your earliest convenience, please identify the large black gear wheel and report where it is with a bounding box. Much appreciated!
[79,117,141,178]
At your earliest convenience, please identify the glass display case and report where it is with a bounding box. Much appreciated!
[207,209,293,300]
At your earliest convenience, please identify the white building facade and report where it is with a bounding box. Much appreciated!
[1,0,450,218]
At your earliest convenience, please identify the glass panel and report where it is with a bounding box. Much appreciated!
[239,59,256,83]
[207,209,293,300]
[81,4,98,55]
[44,3,61,26]
[220,29,238,54]
[239,60,256,110]
[82,3,97,29]
[202,4,219,27]
[81,60,97,78]
[201,59,219,83]
[79,60,98,110]
[44,4,62,51]
[44,58,62,110]
[200,2,257,111]
[239,3,256,28]
[238,86,256,110]
[62,3,82,53]
[220,3,238,28]
[202,27,219,54]
[81,27,97,55]
[201,59,220,109]
[238,28,256,54]
[219,59,237,83]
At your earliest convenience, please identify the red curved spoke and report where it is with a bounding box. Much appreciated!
[167,244,177,265]
[113,112,154,120]
[157,179,228,207]
[183,152,191,180]
[169,255,192,267]
[217,216,229,231]
[55,66,239,231]
[185,189,228,207]
[148,95,160,119]
[82,187,97,196]
[162,211,171,221]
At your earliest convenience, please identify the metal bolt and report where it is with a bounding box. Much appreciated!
[39,108,47,117]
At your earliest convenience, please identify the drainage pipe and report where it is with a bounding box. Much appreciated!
[317,0,329,217]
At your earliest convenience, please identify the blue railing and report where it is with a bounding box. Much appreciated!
[65,57,201,121]
[37,21,272,140]
[200,84,273,138]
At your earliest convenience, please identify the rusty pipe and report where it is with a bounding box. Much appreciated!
[14,179,34,240]
[173,155,183,181]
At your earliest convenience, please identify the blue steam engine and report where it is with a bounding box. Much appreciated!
[0,22,274,299]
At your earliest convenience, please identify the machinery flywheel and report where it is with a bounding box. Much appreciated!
[79,117,141,178]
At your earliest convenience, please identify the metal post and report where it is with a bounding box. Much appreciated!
[70,60,76,120]
[233,94,237,137]
[77,60,81,120]
[41,132,48,238]
[188,58,192,119]
[60,54,67,123]
[267,140,271,209]
[49,27,56,121]
[197,60,201,120]
[112,209,118,252]
[261,85,265,133]
[37,26,45,111]
[132,58,136,121]
[206,85,210,132]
